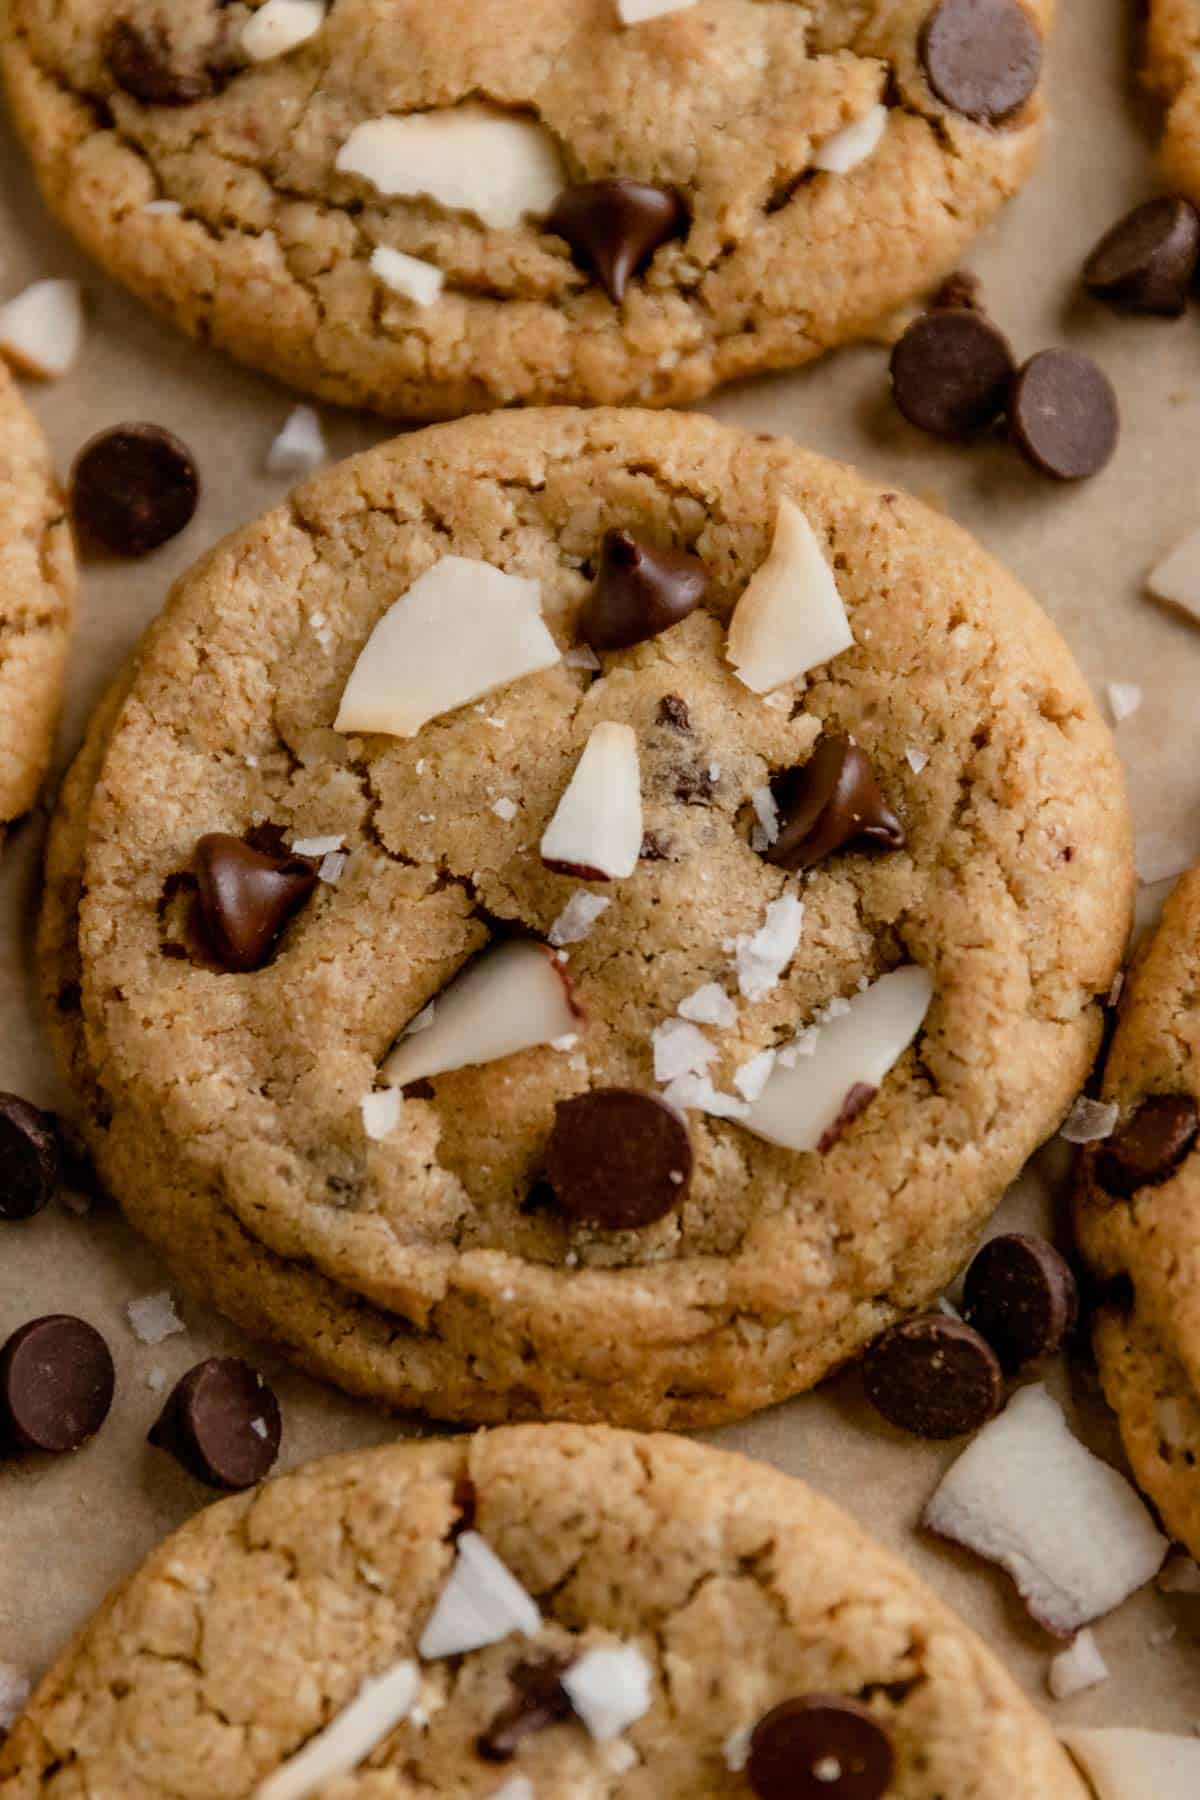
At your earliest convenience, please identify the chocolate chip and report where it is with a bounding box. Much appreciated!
[545,1088,692,1230]
[193,833,319,973]
[1009,349,1119,480]
[932,268,983,310]
[920,0,1042,124]
[545,180,686,304]
[1095,1094,1199,1198]
[580,531,708,652]
[477,1654,574,1761]
[106,18,214,106]
[768,736,905,872]
[71,424,200,556]
[889,308,1016,438]
[656,694,691,731]
[1083,196,1200,317]
[961,1233,1079,1371]
[148,1357,281,1489]
[748,1696,894,1800]
[0,1316,114,1454]
[0,1096,61,1222]
[817,1082,878,1153]
[862,1315,1003,1439]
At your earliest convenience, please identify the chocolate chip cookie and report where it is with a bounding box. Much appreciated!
[4,0,1051,418]
[0,364,74,827]
[0,1425,1088,1796]
[39,407,1132,1429]
[1145,0,1200,200]
[1076,864,1200,1559]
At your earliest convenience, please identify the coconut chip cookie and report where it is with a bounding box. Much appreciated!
[38,408,1131,1428]
[5,0,1051,419]
[1076,864,1200,1560]
[1145,0,1200,200]
[0,365,74,828]
[0,1425,1089,1797]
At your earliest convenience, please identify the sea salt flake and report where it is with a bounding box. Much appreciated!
[661,1072,749,1121]
[266,405,327,478]
[677,982,737,1028]
[361,1088,401,1141]
[549,892,611,947]
[127,1291,185,1346]
[732,892,805,1001]
[564,643,602,671]
[318,851,347,885]
[146,1366,167,1393]
[652,1018,716,1083]
[1061,1096,1119,1145]
[905,745,929,775]
[491,797,518,821]
[1048,1629,1109,1699]
[1107,682,1142,725]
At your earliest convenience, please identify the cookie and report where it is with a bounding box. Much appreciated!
[39,407,1132,1430]
[1145,0,1200,200]
[0,1425,1088,1796]
[0,364,74,827]
[1076,864,1200,1559]
[4,0,1051,419]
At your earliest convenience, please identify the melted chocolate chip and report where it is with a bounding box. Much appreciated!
[545,1088,692,1229]
[961,1233,1078,1371]
[580,531,708,652]
[148,1357,281,1490]
[656,694,691,731]
[71,423,200,556]
[546,179,686,303]
[0,1316,114,1454]
[1083,196,1200,317]
[1095,1094,1199,1198]
[920,0,1043,124]
[193,833,319,973]
[890,308,1016,438]
[106,18,214,106]
[768,736,905,872]
[862,1315,1003,1439]
[1009,350,1119,481]
[477,1655,574,1761]
[0,1096,61,1222]
[748,1696,894,1800]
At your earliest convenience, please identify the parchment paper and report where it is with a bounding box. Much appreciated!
[3,0,1198,1751]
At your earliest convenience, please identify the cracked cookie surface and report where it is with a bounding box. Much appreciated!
[0,365,74,827]
[0,1425,1088,1796]
[38,407,1132,1428]
[4,0,1051,418]
[1076,864,1200,1559]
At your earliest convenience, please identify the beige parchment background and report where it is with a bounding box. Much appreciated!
[2,0,1199,1755]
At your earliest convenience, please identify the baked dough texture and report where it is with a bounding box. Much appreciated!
[1146,0,1200,199]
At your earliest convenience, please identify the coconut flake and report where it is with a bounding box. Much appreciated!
[1061,1096,1119,1145]
[652,1018,717,1083]
[266,406,327,478]
[370,245,445,308]
[812,102,888,174]
[677,982,737,1028]
[1048,1630,1109,1699]
[661,1072,749,1121]
[1106,682,1142,725]
[336,106,565,232]
[253,1660,419,1800]
[126,1291,185,1346]
[561,1645,653,1743]
[751,785,781,846]
[361,1088,402,1142]
[291,834,345,858]
[734,1048,777,1102]
[731,892,805,1002]
[905,745,929,775]
[318,851,348,885]
[418,1532,540,1659]
[549,892,611,947]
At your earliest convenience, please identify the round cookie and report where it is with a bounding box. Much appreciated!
[0,1425,1088,1796]
[1076,864,1200,1559]
[0,363,74,827]
[5,0,1051,420]
[40,407,1132,1430]
[1145,0,1200,200]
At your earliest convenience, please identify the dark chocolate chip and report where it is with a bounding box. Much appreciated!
[889,308,1016,438]
[817,1082,879,1153]
[1095,1094,1199,1198]
[932,268,984,311]
[545,179,686,303]
[1009,349,1119,480]
[862,1315,1003,1439]
[656,694,691,731]
[961,1232,1079,1371]
[106,18,214,106]
[920,0,1042,124]
[477,1654,574,1761]
[748,1696,894,1800]
[1083,196,1200,317]
[71,423,200,556]
[768,735,905,872]
[0,1316,114,1454]
[148,1357,281,1490]
[193,833,319,973]
[0,1095,61,1222]
[579,531,708,652]
[545,1087,692,1230]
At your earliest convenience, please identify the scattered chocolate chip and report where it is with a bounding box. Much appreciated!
[0,1316,114,1454]
[1083,196,1200,317]
[817,1082,878,1153]
[545,1088,692,1230]
[768,735,905,872]
[193,833,319,973]
[1094,1094,1199,1198]
[148,1357,281,1490]
[656,694,691,731]
[862,1315,1003,1439]
[890,307,1016,438]
[748,1696,894,1800]
[961,1233,1079,1371]
[477,1654,574,1761]
[71,423,200,556]
[932,268,983,311]
[1008,349,1119,480]
[920,0,1042,124]
[579,532,708,653]
[0,1096,61,1222]
[106,18,214,106]
[546,179,686,304]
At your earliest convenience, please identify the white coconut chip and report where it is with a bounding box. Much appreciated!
[361,1088,402,1142]
[652,1017,717,1083]
[677,982,737,1028]
[1060,1096,1119,1145]
[731,892,804,1002]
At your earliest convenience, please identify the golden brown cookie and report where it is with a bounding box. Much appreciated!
[1146,0,1200,198]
